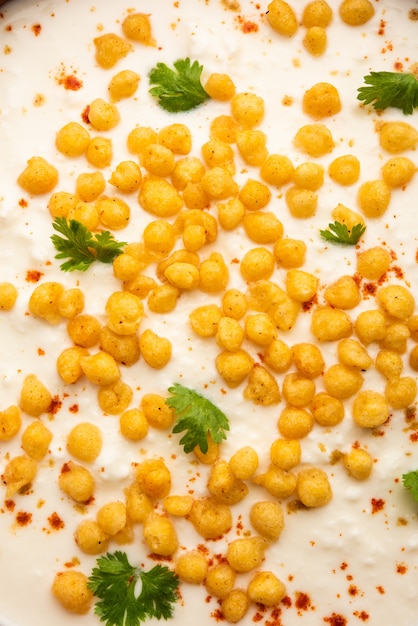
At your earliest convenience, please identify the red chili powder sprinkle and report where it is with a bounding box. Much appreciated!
[18,198,28,208]
[391,265,404,279]
[5,499,15,512]
[265,607,283,626]
[372,428,386,438]
[69,404,79,413]
[48,511,65,530]
[197,543,209,556]
[340,562,348,570]
[148,553,173,562]
[378,19,386,35]
[81,105,90,124]
[59,73,83,91]
[348,584,359,596]
[295,591,311,611]
[48,395,62,415]
[26,270,43,283]
[37,348,45,356]
[362,282,377,297]
[31,23,42,36]
[376,585,385,594]
[324,614,347,626]
[16,511,32,526]
[60,462,71,474]
[215,554,228,565]
[211,608,223,621]
[354,610,370,621]
[371,498,385,513]
[302,295,317,311]
[240,19,258,33]
[396,562,408,574]
[281,595,292,607]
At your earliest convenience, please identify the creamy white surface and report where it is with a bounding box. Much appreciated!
[0,1,418,626]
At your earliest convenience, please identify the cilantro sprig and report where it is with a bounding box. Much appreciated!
[148,58,210,112]
[357,71,418,115]
[320,221,366,246]
[88,551,180,626]
[166,383,230,454]
[51,217,126,271]
[402,470,418,502]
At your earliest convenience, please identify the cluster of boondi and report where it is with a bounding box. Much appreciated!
[267,0,376,45]
[1,2,418,623]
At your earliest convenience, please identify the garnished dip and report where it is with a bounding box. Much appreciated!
[0,2,417,626]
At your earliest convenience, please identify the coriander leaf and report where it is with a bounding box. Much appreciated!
[92,230,127,264]
[357,71,418,115]
[88,551,180,626]
[51,217,126,271]
[139,563,180,620]
[88,552,140,626]
[148,58,210,112]
[320,221,366,246]
[402,470,418,502]
[51,216,96,271]
[166,383,229,454]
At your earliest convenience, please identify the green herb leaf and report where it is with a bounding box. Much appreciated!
[320,221,366,246]
[357,71,418,115]
[402,470,418,502]
[166,383,229,454]
[88,551,180,626]
[51,217,126,271]
[148,58,210,112]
